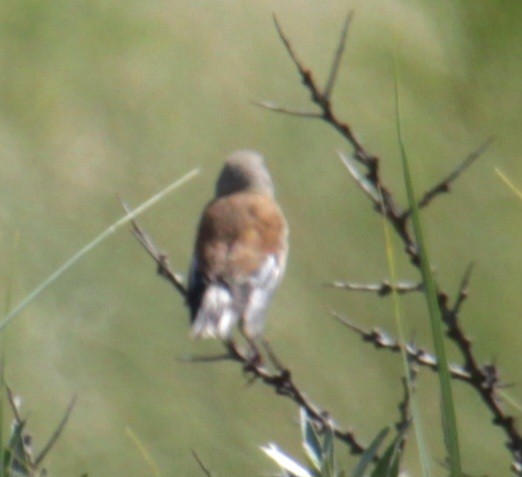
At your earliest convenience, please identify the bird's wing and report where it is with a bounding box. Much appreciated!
[239,252,286,338]
[186,255,206,323]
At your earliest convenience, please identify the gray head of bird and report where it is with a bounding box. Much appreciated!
[215,150,275,198]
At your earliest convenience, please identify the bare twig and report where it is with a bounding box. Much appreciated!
[396,376,413,434]
[252,101,321,118]
[439,275,522,469]
[191,450,214,477]
[271,14,378,172]
[452,262,474,315]
[34,396,77,467]
[396,379,409,432]
[324,11,354,99]
[326,279,422,296]
[121,200,187,298]
[264,17,495,267]
[332,312,471,381]
[402,137,495,219]
[339,309,522,470]
[395,372,415,455]
[266,16,417,260]
[224,341,371,457]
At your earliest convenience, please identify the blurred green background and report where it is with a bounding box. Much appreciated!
[1,0,521,475]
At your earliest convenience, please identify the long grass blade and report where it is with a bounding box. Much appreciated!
[394,65,461,476]
[379,201,432,477]
[125,426,161,477]
[495,168,522,200]
[0,168,200,332]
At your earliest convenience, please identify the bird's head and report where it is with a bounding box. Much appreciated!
[215,150,274,198]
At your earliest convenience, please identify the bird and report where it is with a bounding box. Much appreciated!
[186,150,288,347]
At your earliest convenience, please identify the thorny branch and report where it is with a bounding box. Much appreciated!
[401,137,495,219]
[257,15,380,172]
[258,12,521,473]
[128,213,373,458]
[326,279,423,296]
[226,341,371,456]
[332,312,471,381]
[395,372,415,454]
[121,200,187,298]
[335,308,522,473]
[324,11,354,100]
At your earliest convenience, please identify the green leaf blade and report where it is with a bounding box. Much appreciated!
[394,65,462,477]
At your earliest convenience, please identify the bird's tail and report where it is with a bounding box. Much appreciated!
[191,285,238,340]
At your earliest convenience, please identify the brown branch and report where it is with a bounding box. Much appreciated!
[438,265,486,375]
[451,262,474,315]
[266,14,520,472]
[396,380,409,433]
[326,279,423,296]
[271,14,378,172]
[340,291,516,463]
[324,11,354,99]
[264,17,494,267]
[332,312,471,381]
[396,376,412,433]
[252,101,322,118]
[266,16,419,262]
[395,373,415,455]
[224,341,372,458]
[401,137,494,219]
[336,306,522,468]
[121,200,187,298]
[438,272,522,468]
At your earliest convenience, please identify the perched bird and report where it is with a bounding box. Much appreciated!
[187,150,288,344]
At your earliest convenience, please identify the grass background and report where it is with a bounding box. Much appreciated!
[1,0,521,475]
